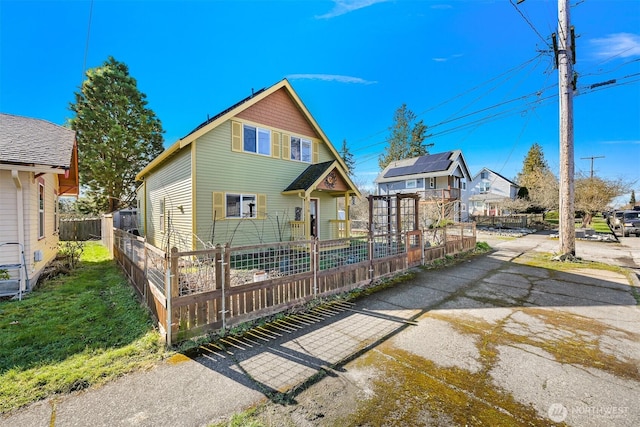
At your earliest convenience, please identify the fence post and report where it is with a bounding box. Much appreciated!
[169,247,179,345]
[312,238,318,297]
[460,224,464,252]
[368,232,374,282]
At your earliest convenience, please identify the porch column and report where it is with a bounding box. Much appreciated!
[344,192,350,238]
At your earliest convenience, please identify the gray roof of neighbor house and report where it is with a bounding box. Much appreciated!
[0,113,76,170]
[375,149,470,183]
[475,167,519,187]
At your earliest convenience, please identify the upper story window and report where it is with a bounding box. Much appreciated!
[243,125,271,156]
[461,181,467,191]
[291,136,311,163]
[480,171,489,180]
[480,182,491,193]
[406,179,417,189]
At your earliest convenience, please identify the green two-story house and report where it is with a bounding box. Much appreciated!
[136,79,360,251]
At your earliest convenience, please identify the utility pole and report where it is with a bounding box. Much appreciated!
[580,156,605,178]
[557,0,575,257]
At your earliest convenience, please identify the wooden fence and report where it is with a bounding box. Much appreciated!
[113,223,476,345]
[59,218,102,241]
[471,214,543,229]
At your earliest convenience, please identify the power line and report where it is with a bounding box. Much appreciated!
[81,0,94,83]
[510,0,552,49]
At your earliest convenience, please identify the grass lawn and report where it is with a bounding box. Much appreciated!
[0,242,167,414]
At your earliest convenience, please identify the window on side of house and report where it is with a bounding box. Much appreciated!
[54,195,59,233]
[38,181,45,238]
[461,181,467,191]
[429,177,435,189]
[480,171,489,180]
[480,182,491,193]
[290,136,311,163]
[243,124,271,156]
[226,194,257,219]
[159,199,165,233]
[405,179,417,189]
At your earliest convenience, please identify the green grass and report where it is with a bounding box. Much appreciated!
[0,242,166,413]
[589,215,612,233]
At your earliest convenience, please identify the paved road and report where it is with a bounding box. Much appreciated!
[2,232,639,426]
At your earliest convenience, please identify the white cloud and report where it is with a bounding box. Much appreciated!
[430,4,453,10]
[589,33,640,60]
[432,54,463,62]
[600,139,640,145]
[287,74,377,85]
[316,0,389,19]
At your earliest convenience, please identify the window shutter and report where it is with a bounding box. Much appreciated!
[282,134,290,160]
[257,194,267,219]
[231,121,242,152]
[272,131,281,159]
[213,192,225,220]
[313,141,319,163]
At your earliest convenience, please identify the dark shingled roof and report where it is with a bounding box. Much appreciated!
[182,87,268,139]
[284,161,335,192]
[0,113,76,169]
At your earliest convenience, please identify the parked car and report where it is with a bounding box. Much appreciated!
[622,210,640,237]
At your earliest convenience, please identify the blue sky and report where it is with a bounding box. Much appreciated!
[1,0,639,205]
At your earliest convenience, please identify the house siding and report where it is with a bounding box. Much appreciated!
[194,120,324,247]
[236,87,319,139]
[144,148,193,252]
[1,170,59,286]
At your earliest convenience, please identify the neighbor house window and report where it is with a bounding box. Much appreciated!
[429,177,435,189]
[406,179,417,189]
[226,194,257,218]
[461,181,467,191]
[290,136,311,163]
[243,125,271,156]
[480,182,491,193]
[481,171,489,180]
[54,195,59,233]
[38,182,45,238]
[159,199,165,233]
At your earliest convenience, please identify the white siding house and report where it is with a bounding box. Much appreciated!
[374,150,472,222]
[468,168,519,216]
[0,113,78,297]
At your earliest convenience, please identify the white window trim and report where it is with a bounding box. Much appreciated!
[405,179,417,189]
[38,181,45,239]
[429,177,435,189]
[243,124,271,156]
[159,199,165,233]
[290,136,312,163]
[226,193,257,219]
[461,181,467,191]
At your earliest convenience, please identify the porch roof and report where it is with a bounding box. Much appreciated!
[283,160,361,197]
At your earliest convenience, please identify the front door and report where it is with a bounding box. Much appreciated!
[310,198,319,238]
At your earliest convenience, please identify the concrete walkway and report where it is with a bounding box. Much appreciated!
[2,232,639,426]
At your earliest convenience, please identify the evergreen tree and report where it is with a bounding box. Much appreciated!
[339,139,355,176]
[630,190,636,205]
[69,57,165,212]
[515,143,558,211]
[378,104,433,169]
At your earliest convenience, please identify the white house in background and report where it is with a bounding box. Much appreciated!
[374,150,472,222]
[468,167,519,216]
[0,113,79,297]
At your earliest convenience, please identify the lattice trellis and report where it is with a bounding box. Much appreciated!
[368,194,420,236]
